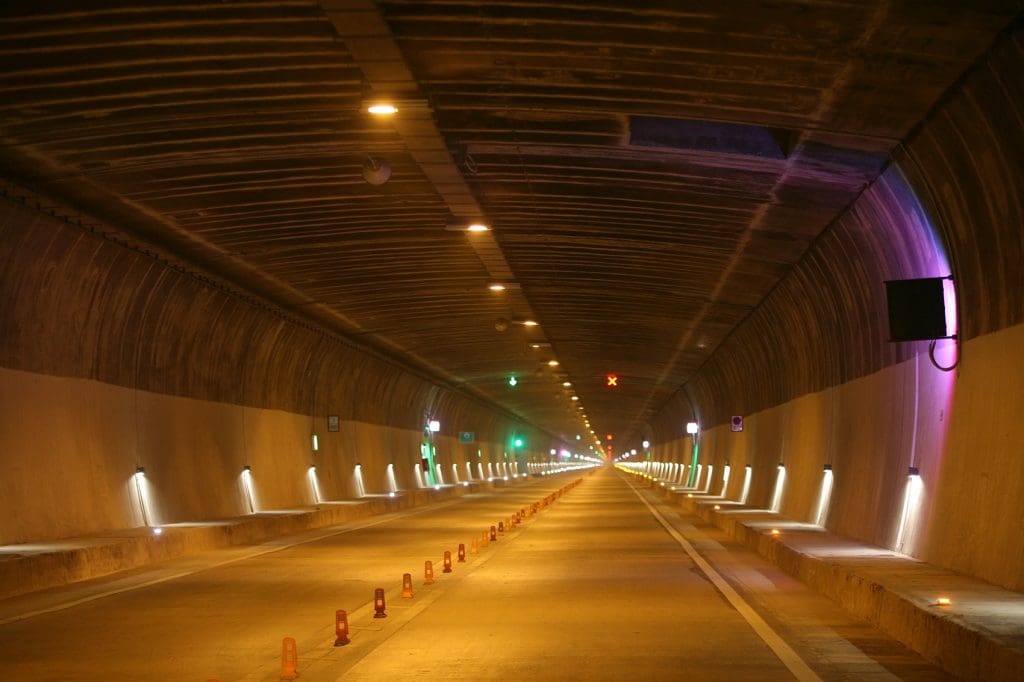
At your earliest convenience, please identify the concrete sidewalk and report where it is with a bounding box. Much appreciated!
[628,467,1024,681]
[0,477,534,601]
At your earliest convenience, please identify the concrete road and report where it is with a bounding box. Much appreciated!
[0,468,949,680]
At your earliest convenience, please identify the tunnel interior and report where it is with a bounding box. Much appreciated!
[0,2,1023,678]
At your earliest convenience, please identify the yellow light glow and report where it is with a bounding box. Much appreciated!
[937,596,952,606]
[571,395,579,401]
[367,104,398,115]
[522,320,539,327]
[714,505,721,510]
[488,283,507,291]
[467,223,490,232]
[547,360,559,366]
[563,381,571,387]
[770,528,781,536]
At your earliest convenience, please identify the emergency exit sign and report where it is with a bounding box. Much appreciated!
[459,431,475,443]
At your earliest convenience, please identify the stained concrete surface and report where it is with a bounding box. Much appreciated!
[0,469,949,680]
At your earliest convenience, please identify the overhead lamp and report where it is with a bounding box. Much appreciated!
[686,422,699,434]
[547,360,559,366]
[522,320,539,327]
[488,283,507,292]
[367,103,398,115]
[444,219,491,232]
[571,395,580,401]
[562,381,571,387]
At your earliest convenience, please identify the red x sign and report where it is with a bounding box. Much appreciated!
[606,374,618,387]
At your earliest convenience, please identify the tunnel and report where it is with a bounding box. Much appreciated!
[1,2,1022,679]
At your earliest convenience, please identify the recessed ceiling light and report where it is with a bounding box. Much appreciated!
[367,103,397,115]
[562,381,571,387]
[571,395,579,401]
[547,360,559,366]
[522,320,539,327]
[467,223,489,232]
[488,283,507,292]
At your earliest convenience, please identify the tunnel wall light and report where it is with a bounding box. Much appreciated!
[241,466,256,514]
[353,463,366,498]
[740,465,753,504]
[686,422,699,434]
[895,466,924,553]
[386,463,399,495]
[311,434,319,452]
[308,466,323,504]
[814,465,834,527]
[769,463,786,513]
[132,466,153,528]
[428,420,441,433]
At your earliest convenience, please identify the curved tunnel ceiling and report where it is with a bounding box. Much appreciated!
[0,1,1017,451]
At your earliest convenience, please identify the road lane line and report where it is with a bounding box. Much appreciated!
[625,477,823,682]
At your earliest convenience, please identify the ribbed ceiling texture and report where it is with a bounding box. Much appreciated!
[0,1,1018,452]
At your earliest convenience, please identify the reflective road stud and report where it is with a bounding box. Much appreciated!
[424,560,435,584]
[334,610,350,647]
[458,543,466,562]
[402,573,414,598]
[373,588,387,618]
[443,550,453,573]
[281,637,299,680]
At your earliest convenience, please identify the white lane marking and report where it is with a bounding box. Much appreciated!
[626,478,823,682]
[0,499,464,627]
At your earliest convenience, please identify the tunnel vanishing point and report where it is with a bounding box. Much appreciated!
[1,2,1023,680]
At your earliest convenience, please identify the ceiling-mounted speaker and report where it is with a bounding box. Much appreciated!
[361,156,392,185]
[884,277,953,341]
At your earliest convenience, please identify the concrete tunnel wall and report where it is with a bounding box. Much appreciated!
[0,196,553,545]
[648,25,1024,592]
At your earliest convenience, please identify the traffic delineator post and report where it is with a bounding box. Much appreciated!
[281,637,299,680]
[470,537,479,554]
[402,572,414,598]
[490,525,497,541]
[443,550,453,573]
[334,610,350,647]
[373,588,387,618]
[424,560,435,584]
[458,543,466,562]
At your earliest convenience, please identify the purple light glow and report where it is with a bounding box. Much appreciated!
[881,164,958,554]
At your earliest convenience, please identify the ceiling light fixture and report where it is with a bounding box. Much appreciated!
[367,103,398,115]
[488,283,507,292]
[467,223,489,232]
[547,360,559,366]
